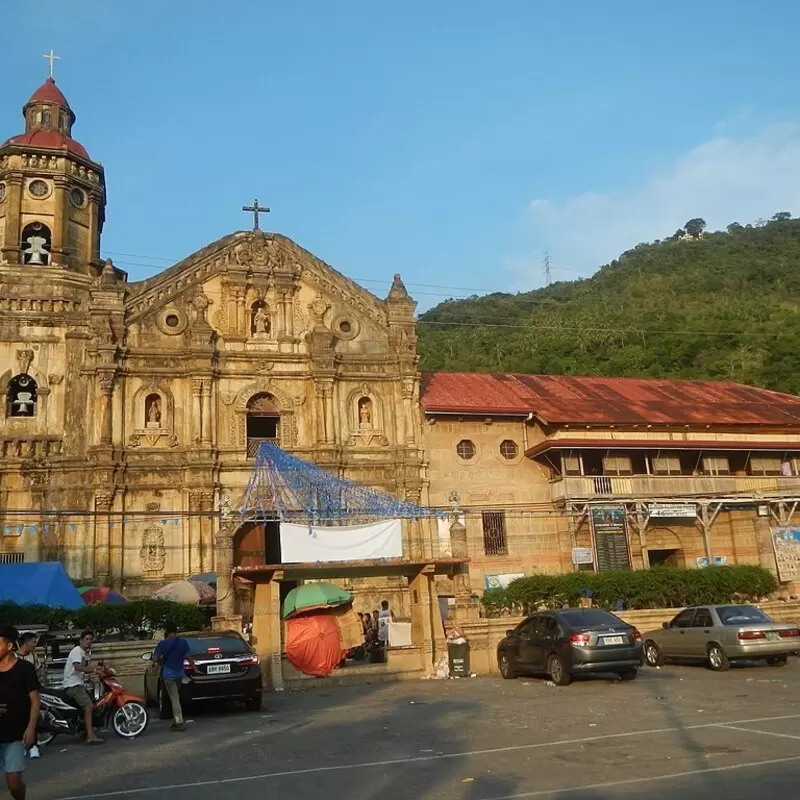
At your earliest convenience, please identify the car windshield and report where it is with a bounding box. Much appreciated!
[717,606,771,625]
[186,636,247,654]
[559,610,621,628]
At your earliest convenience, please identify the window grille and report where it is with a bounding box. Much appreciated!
[482,511,508,555]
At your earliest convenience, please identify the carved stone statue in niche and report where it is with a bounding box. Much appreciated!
[251,301,270,337]
[140,523,166,573]
[358,396,373,428]
[145,394,162,428]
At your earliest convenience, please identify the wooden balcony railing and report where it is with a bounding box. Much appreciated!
[550,474,800,501]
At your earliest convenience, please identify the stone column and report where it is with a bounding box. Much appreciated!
[188,493,203,575]
[236,290,247,336]
[314,381,328,444]
[51,175,69,265]
[94,493,114,584]
[1,175,23,264]
[201,380,213,445]
[283,291,295,338]
[401,378,417,445]
[191,378,203,444]
[214,528,236,617]
[321,381,335,444]
[252,580,285,690]
[98,373,115,445]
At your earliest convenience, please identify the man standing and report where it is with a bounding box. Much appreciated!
[0,625,40,800]
[61,630,102,744]
[153,625,190,732]
[377,600,395,648]
[15,635,41,760]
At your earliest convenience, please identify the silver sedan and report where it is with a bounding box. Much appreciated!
[643,604,799,671]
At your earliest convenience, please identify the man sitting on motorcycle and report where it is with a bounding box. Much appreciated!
[61,630,103,745]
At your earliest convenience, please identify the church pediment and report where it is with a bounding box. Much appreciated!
[124,231,388,329]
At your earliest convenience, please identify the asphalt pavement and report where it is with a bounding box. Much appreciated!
[25,659,800,800]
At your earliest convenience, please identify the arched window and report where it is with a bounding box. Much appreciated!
[21,222,52,265]
[6,374,38,418]
[246,393,280,457]
[144,393,162,428]
[250,301,270,336]
[42,109,52,127]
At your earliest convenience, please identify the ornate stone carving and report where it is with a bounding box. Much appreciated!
[48,373,63,385]
[95,493,114,511]
[220,392,236,406]
[401,378,415,400]
[98,373,115,394]
[169,434,179,448]
[192,293,211,323]
[128,434,141,448]
[15,349,34,375]
[140,523,166,574]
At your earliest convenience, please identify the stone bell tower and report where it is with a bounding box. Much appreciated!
[0,66,106,274]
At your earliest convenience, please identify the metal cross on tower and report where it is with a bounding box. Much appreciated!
[242,199,270,231]
[42,49,60,79]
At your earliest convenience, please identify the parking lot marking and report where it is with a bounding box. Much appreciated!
[52,713,800,800]
[475,755,800,800]
[718,724,800,742]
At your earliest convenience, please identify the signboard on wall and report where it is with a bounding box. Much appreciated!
[571,547,594,565]
[484,573,525,590]
[771,527,800,582]
[696,556,728,568]
[648,504,697,519]
[589,506,632,571]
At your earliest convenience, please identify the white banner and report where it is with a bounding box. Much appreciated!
[279,519,403,563]
[648,504,697,519]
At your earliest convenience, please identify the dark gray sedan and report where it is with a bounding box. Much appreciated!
[497,608,643,686]
[643,604,800,671]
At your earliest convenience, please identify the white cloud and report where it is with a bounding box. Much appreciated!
[524,120,800,283]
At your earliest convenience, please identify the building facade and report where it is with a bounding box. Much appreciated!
[422,373,800,593]
[0,76,426,602]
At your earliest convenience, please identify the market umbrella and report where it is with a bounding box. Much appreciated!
[285,612,344,677]
[153,580,216,605]
[189,572,217,586]
[81,587,127,605]
[282,582,352,620]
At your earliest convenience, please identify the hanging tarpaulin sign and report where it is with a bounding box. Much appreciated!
[484,573,525,590]
[589,506,632,572]
[771,527,800,582]
[571,547,594,565]
[279,519,403,564]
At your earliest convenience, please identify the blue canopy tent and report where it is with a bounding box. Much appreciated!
[0,562,84,609]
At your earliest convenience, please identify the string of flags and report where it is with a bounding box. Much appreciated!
[1,514,219,537]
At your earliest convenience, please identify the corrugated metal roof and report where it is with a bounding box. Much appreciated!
[525,438,800,458]
[420,372,800,426]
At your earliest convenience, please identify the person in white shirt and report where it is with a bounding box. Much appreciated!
[61,631,103,745]
[377,600,395,647]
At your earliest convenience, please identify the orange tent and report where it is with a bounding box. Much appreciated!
[285,612,344,677]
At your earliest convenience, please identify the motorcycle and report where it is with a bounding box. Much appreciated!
[37,667,149,744]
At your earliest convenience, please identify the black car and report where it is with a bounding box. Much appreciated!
[497,608,643,685]
[142,630,262,717]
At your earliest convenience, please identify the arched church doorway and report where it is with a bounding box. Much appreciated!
[246,393,280,458]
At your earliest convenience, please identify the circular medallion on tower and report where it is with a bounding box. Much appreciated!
[27,179,51,199]
[69,187,87,208]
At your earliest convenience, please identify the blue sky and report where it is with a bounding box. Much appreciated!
[4,1,800,309]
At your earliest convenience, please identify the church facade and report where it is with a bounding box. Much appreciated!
[0,76,426,604]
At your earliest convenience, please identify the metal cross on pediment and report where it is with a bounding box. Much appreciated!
[242,198,270,231]
[43,49,60,79]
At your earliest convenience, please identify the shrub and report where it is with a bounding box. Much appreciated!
[480,566,778,616]
[0,600,208,640]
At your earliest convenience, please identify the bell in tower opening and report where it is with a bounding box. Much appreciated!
[21,221,51,265]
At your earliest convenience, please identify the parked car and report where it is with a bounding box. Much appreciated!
[643,604,800,671]
[497,608,643,686]
[142,630,262,717]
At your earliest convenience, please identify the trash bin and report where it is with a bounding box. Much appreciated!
[447,639,470,677]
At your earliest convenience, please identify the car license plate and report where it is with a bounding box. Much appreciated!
[766,631,780,642]
[206,663,231,675]
[603,636,624,645]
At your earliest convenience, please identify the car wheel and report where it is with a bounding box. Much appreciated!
[498,651,517,680]
[157,684,172,720]
[548,654,571,686]
[707,644,730,672]
[767,655,788,666]
[245,694,262,711]
[644,640,665,668]
[617,668,638,681]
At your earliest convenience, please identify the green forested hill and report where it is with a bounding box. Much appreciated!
[417,216,800,395]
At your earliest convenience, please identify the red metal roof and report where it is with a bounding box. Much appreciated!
[3,130,89,160]
[526,438,800,458]
[420,372,800,426]
[26,78,71,110]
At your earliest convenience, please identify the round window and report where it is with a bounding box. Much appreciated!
[338,320,352,334]
[456,439,476,460]
[165,313,180,328]
[70,187,87,208]
[500,440,519,460]
[28,179,49,198]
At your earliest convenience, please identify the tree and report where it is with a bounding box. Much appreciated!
[726,222,744,234]
[684,218,707,238]
[772,211,792,222]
